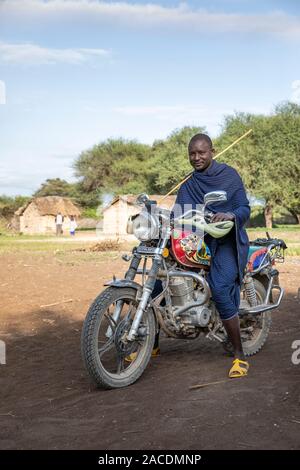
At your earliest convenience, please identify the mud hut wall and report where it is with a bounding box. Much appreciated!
[37,215,72,234]
[103,200,141,238]
[20,203,72,234]
[19,203,41,234]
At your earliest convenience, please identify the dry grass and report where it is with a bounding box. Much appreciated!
[89,240,121,252]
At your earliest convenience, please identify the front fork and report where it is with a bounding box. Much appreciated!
[105,249,163,340]
[105,254,162,340]
[126,255,162,341]
[107,227,170,341]
[105,251,142,338]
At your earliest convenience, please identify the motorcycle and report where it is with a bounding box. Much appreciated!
[81,191,287,389]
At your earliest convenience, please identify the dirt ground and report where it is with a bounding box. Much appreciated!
[0,249,300,450]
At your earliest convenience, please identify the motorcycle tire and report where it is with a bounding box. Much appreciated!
[81,287,156,389]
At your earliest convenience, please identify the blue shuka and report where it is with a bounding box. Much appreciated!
[175,159,250,320]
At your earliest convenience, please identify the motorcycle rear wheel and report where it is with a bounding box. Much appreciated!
[223,279,272,357]
[81,287,156,389]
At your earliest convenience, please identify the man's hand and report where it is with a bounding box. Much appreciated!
[211,212,235,222]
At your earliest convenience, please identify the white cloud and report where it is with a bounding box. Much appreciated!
[291,80,300,103]
[113,105,231,132]
[113,104,269,135]
[0,80,6,104]
[1,0,300,39]
[0,151,76,196]
[114,104,233,118]
[0,42,110,66]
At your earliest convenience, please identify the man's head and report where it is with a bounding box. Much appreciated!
[188,133,215,171]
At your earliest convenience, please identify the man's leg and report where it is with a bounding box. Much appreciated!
[210,281,249,376]
[222,315,245,360]
[208,243,249,376]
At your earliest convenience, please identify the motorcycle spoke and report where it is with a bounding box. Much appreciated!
[124,302,134,321]
[104,312,117,331]
[116,356,125,373]
[98,337,114,358]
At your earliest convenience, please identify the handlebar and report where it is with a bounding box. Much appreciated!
[173,209,214,223]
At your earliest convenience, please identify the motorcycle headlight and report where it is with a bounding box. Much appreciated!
[132,211,159,241]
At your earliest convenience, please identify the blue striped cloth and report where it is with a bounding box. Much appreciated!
[174,160,250,319]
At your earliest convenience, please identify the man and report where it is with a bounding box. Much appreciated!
[128,133,250,378]
[55,212,64,236]
[175,133,250,378]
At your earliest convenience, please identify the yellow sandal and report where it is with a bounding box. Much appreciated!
[228,358,249,378]
[125,347,160,363]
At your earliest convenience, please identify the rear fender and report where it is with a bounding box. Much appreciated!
[253,272,279,304]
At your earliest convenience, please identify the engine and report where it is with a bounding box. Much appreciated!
[169,277,212,328]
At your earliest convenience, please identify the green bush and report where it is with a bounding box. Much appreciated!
[81,207,101,219]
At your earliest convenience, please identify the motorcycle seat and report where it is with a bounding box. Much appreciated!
[250,238,287,249]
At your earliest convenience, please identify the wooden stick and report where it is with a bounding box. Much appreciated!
[158,128,253,203]
[0,411,16,417]
[40,299,73,308]
[213,128,253,159]
[189,379,228,390]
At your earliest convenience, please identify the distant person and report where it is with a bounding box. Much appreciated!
[69,215,77,236]
[55,212,64,236]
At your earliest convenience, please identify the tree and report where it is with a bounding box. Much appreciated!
[73,138,152,195]
[273,102,300,223]
[150,126,205,193]
[33,178,77,198]
[107,142,153,194]
[33,178,101,208]
[216,103,300,227]
[0,195,30,218]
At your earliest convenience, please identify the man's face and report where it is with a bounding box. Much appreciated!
[188,139,214,171]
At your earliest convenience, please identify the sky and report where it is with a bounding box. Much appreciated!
[0,0,300,196]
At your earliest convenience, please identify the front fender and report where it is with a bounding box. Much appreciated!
[103,279,142,293]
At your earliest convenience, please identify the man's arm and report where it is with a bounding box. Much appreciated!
[230,180,250,227]
[212,171,250,225]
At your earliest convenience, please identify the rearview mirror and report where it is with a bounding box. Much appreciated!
[204,191,227,206]
[135,193,149,206]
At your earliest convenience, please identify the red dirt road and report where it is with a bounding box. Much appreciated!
[1,251,300,450]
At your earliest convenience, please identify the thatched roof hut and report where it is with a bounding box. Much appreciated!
[14,196,81,234]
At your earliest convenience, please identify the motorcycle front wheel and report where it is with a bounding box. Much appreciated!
[81,287,156,389]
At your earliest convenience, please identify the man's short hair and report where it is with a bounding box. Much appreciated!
[188,133,213,151]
